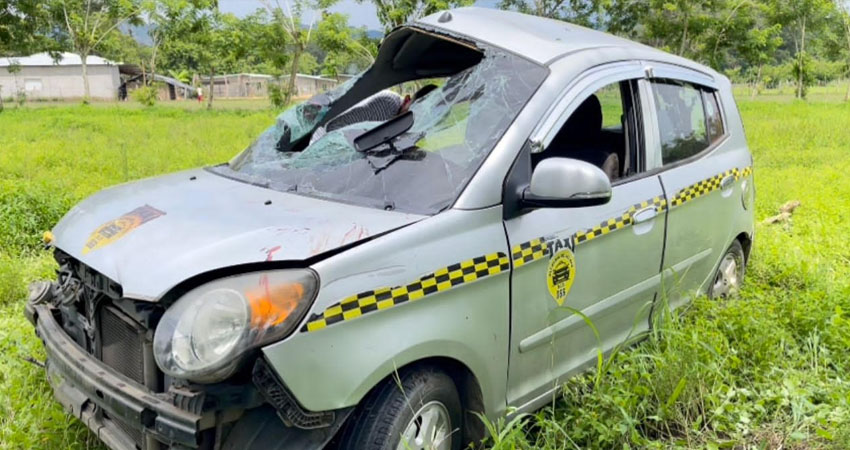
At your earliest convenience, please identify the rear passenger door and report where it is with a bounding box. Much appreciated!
[644,66,753,308]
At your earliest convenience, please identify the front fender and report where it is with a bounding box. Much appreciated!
[261,207,511,418]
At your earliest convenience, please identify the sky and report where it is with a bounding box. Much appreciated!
[219,0,500,31]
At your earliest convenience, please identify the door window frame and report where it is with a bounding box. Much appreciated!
[639,62,730,175]
[528,61,652,186]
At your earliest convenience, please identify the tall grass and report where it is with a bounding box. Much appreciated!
[0,98,849,449]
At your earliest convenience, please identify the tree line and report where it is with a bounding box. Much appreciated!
[2,0,849,105]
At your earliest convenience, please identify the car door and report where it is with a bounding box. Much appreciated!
[504,64,668,409]
[643,65,752,310]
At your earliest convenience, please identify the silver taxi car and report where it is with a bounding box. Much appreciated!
[26,7,754,450]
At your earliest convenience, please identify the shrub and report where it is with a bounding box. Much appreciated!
[268,81,289,109]
[132,85,158,107]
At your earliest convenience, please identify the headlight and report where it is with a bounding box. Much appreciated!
[153,269,318,382]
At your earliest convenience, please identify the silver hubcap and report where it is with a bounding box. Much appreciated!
[712,253,741,297]
[397,401,452,450]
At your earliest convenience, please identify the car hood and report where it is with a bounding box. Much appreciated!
[52,168,424,301]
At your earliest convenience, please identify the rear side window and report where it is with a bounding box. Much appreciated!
[703,91,725,144]
[651,80,714,165]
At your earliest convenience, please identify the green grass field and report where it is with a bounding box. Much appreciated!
[1,95,849,449]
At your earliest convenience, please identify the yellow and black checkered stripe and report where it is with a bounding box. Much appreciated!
[512,238,547,268]
[670,166,753,208]
[511,196,668,266]
[302,252,510,332]
[574,195,667,245]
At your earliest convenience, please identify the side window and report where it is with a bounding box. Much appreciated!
[533,79,643,181]
[651,80,709,164]
[703,90,725,144]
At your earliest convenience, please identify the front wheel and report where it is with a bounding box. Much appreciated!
[709,240,746,299]
[338,367,462,450]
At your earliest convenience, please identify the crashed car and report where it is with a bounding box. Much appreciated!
[25,7,754,450]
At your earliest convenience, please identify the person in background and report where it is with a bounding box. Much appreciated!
[197,87,203,103]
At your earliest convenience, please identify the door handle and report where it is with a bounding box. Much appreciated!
[720,175,735,190]
[632,206,657,224]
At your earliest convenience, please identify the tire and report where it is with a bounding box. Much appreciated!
[337,367,463,450]
[708,239,746,299]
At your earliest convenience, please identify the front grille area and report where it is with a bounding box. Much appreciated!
[106,412,145,448]
[100,306,148,385]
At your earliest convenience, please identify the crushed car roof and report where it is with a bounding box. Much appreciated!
[416,7,715,73]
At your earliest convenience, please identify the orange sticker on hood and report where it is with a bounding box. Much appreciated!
[82,205,165,255]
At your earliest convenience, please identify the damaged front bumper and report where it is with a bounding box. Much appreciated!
[27,302,354,450]
[30,303,204,449]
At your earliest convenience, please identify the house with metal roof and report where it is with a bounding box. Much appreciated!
[195,73,340,99]
[0,52,120,100]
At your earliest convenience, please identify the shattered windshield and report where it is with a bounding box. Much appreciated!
[215,46,546,215]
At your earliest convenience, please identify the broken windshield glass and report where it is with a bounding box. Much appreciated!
[216,45,546,215]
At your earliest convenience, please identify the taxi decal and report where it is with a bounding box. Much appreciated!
[82,205,165,255]
[302,252,510,332]
[547,250,576,305]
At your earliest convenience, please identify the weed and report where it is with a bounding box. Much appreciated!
[0,96,849,449]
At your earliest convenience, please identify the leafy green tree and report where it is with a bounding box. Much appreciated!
[603,0,754,64]
[316,12,376,77]
[835,0,850,100]
[233,9,291,77]
[48,0,144,101]
[769,0,836,98]
[498,0,607,26]
[143,0,218,82]
[157,2,240,108]
[0,0,59,55]
[360,0,472,33]
[732,4,783,97]
[260,0,339,105]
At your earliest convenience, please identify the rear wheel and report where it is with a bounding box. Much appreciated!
[338,367,462,450]
[709,240,746,299]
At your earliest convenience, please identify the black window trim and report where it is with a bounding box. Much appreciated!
[645,77,730,175]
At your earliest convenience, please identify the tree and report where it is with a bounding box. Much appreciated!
[835,0,850,100]
[157,1,242,108]
[48,0,144,102]
[360,0,472,33]
[1,0,59,55]
[498,0,606,26]
[316,12,376,76]
[260,0,339,105]
[732,3,783,97]
[770,0,835,98]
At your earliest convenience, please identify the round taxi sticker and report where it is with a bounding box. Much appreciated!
[547,250,576,306]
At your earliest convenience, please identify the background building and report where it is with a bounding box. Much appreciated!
[0,52,120,100]
[195,73,339,99]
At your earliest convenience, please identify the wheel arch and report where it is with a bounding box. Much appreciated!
[346,355,486,447]
[734,231,752,263]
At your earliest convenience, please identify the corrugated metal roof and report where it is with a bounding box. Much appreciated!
[0,52,117,67]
